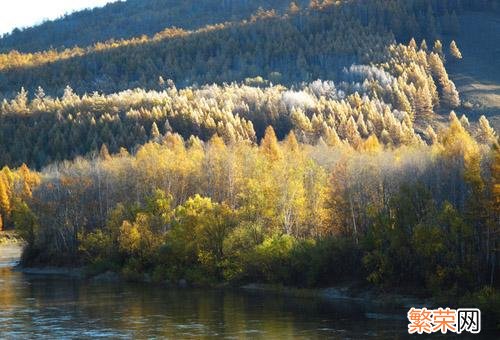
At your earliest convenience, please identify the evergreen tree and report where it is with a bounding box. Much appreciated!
[433,40,444,60]
[449,40,463,60]
[260,126,283,162]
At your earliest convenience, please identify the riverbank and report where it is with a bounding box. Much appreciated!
[0,235,23,268]
[15,266,85,278]
[10,259,500,329]
[14,263,429,311]
[0,268,410,339]
[0,230,22,245]
[240,283,432,311]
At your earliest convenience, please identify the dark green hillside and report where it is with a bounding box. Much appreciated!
[0,4,391,98]
[2,0,497,98]
[0,0,309,53]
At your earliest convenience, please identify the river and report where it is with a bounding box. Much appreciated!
[0,243,428,338]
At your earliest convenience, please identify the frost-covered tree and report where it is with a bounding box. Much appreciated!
[449,40,463,60]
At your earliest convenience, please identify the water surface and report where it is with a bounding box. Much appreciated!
[0,244,418,339]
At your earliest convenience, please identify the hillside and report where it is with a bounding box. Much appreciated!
[0,0,497,170]
[1,0,496,99]
[445,12,500,130]
[0,0,309,53]
[0,5,388,97]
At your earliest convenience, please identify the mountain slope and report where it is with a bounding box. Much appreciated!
[0,0,497,170]
[0,0,308,53]
[0,6,390,98]
[445,12,500,130]
[1,0,489,98]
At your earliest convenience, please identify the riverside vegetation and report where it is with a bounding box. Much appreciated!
[0,0,498,329]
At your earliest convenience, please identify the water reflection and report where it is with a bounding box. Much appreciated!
[1,246,409,338]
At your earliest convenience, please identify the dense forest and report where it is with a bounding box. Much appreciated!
[0,40,476,168]
[0,0,499,97]
[0,0,499,328]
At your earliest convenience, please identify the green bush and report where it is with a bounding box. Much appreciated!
[253,234,297,283]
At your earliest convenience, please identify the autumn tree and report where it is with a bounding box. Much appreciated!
[260,126,283,162]
[433,40,444,60]
[449,40,462,60]
[477,116,497,145]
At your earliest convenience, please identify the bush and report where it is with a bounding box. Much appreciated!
[222,222,264,282]
[253,234,297,283]
[121,258,145,281]
[288,238,362,287]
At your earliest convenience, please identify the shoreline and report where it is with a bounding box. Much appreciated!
[14,264,430,310]
[0,231,23,245]
[14,266,85,278]
[1,240,437,312]
[240,283,432,310]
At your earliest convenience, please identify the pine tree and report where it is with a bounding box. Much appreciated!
[18,163,39,198]
[12,87,28,114]
[408,38,417,50]
[459,114,470,129]
[433,40,444,60]
[415,85,434,117]
[344,116,361,148]
[291,108,312,132]
[62,85,78,103]
[394,85,413,118]
[442,81,460,108]
[164,119,173,134]
[428,52,460,108]
[260,126,283,162]
[361,134,381,154]
[449,40,463,60]
[420,39,428,51]
[477,116,497,145]
[425,125,438,145]
[284,131,299,153]
[324,127,341,147]
[357,113,369,137]
[150,122,161,142]
[99,144,111,160]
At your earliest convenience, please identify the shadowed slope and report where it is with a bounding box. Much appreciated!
[0,0,308,53]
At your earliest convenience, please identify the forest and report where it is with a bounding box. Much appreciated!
[0,0,498,97]
[0,0,312,53]
[6,117,500,323]
[0,41,480,168]
[0,0,498,328]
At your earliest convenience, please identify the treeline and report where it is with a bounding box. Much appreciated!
[0,0,495,97]
[0,0,309,53]
[1,41,485,169]
[11,118,499,314]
